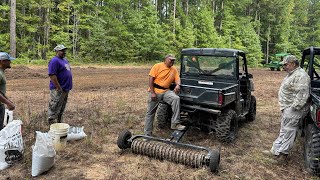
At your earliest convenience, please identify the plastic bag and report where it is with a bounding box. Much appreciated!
[31,131,56,176]
[0,120,23,170]
[67,126,87,141]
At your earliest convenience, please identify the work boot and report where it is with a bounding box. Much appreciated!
[171,123,186,130]
[262,150,274,156]
[262,149,277,160]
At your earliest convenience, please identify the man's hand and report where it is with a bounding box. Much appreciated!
[7,101,15,110]
[173,84,180,94]
[151,92,157,101]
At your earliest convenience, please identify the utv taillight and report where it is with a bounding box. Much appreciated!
[218,93,224,105]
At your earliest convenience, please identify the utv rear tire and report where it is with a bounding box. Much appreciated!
[246,96,256,121]
[209,150,220,173]
[117,130,132,149]
[215,109,237,143]
[304,123,320,176]
[156,103,172,128]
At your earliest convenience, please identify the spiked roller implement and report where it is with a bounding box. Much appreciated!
[117,129,220,173]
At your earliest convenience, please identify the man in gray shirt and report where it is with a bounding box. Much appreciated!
[0,52,15,130]
[264,55,310,163]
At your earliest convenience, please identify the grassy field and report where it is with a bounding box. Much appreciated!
[0,65,317,179]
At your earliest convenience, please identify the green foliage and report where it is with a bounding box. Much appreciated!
[191,6,222,48]
[3,0,320,66]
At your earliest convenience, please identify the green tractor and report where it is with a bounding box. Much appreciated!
[264,53,290,71]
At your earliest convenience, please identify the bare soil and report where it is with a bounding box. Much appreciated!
[0,66,316,179]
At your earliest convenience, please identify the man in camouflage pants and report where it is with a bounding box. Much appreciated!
[264,55,310,163]
[47,45,73,124]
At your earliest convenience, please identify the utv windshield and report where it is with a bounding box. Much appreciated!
[181,55,236,77]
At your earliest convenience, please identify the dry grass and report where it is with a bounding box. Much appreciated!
[0,66,318,179]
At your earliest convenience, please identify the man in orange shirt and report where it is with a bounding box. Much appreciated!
[144,54,185,136]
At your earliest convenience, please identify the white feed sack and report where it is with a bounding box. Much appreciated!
[67,126,87,141]
[31,131,56,177]
[0,120,24,170]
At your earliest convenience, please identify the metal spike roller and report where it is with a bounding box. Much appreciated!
[117,130,220,173]
[131,139,206,168]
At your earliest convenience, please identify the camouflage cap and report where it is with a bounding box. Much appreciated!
[280,55,298,65]
[0,52,15,61]
[54,44,67,51]
[165,54,176,60]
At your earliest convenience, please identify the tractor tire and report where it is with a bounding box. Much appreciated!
[156,103,172,128]
[209,149,220,173]
[117,130,132,149]
[246,96,256,121]
[304,123,320,176]
[215,109,237,143]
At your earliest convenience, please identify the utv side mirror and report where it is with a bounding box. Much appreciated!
[248,73,253,78]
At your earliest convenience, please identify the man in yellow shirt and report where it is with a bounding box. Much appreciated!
[144,54,185,136]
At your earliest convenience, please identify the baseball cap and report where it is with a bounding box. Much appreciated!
[54,44,67,51]
[165,54,176,60]
[280,55,298,65]
[0,52,15,61]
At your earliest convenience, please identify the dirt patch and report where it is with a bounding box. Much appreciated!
[7,65,47,79]
[0,66,315,179]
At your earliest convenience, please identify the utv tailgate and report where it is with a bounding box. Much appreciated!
[179,79,238,108]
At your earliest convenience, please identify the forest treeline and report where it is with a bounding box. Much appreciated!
[0,0,319,65]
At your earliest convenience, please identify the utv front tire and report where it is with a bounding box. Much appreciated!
[215,109,237,143]
[156,103,172,128]
[246,96,256,121]
[304,123,320,176]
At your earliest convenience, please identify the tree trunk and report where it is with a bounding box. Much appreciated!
[255,0,260,36]
[72,9,78,58]
[212,0,215,26]
[186,0,189,16]
[219,0,224,31]
[173,0,176,34]
[266,22,270,64]
[42,7,50,60]
[10,0,16,57]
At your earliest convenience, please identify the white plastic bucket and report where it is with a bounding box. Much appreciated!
[49,123,69,151]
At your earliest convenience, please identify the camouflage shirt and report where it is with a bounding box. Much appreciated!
[278,67,310,111]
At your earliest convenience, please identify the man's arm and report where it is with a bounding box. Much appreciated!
[173,69,181,94]
[149,76,157,101]
[292,75,310,110]
[49,74,62,91]
[0,94,15,110]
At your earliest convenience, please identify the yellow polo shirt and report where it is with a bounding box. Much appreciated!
[149,62,180,94]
